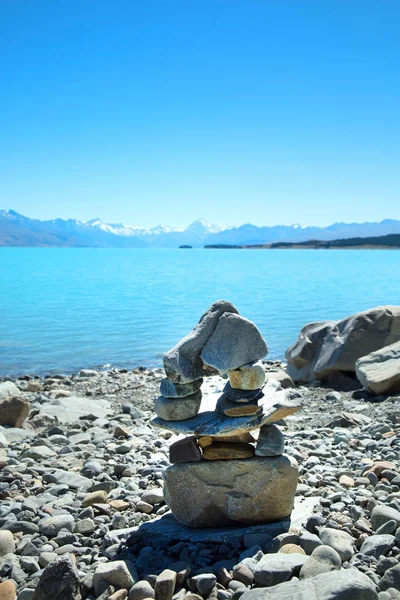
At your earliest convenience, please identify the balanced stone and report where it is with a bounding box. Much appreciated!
[255,424,284,457]
[223,382,264,403]
[200,313,268,373]
[163,300,239,383]
[169,436,202,463]
[163,455,298,527]
[154,390,202,422]
[216,394,262,417]
[152,390,302,436]
[198,433,256,447]
[229,364,265,390]
[202,442,255,460]
[160,377,203,398]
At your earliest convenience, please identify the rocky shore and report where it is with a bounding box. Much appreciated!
[0,360,400,600]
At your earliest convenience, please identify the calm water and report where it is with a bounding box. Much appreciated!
[1,248,400,377]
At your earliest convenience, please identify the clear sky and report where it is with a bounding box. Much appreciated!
[1,1,399,229]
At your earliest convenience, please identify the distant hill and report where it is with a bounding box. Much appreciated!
[1,209,400,248]
[270,234,400,249]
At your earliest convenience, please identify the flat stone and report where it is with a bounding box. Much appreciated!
[360,534,395,558]
[82,490,108,507]
[254,553,308,586]
[163,455,298,527]
[203,442,255,460]
[223,383,264,403]
[48,470,92,491]
[160,378,203,398]
[0,396,30,427]
[241,568,378,600]
[216,394,262,417]
[356,340,400,394]
[154,391,202,421]
[152,389,302,436]
[22,445,57,460]
[255,424,284,457]
[38,395,112,424]
[201,313,268,374]
[39,515,74,537]
[169,436,202,463]
[163,300,239,383]
[229,365,265,390]
[371,505,400,531]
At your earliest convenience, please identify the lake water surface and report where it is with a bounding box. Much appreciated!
[1,248,400,377]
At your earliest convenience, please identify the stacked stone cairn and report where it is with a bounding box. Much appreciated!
[151,300,303,528]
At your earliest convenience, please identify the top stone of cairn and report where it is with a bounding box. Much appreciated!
[163,300,268,383]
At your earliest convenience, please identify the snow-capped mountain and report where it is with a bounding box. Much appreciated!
[1,209,400,247]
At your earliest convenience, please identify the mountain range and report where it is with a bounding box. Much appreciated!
[1,209,400,248]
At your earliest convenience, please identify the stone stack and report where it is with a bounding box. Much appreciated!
[152,300,303,528]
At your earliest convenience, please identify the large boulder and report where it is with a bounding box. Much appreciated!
[286,306,400,383]
[240,568,377,600]
[163,300,239,383]
[163,455,298,528]
[0,396,30,427]
[0,381,20,398]
[355,340,400,394]
[32,555,81,600]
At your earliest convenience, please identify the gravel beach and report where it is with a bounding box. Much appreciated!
[1,364,400,600]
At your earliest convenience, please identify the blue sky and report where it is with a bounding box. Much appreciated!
[1,1,399,228]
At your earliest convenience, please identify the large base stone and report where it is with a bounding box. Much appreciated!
[163,455,298,528]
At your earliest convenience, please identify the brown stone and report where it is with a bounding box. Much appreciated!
[0,580,16,600]
[114,425,132,438]
[82,490,108,507]
[197,436,213,448]
[0,396,30,428]
[363,461,397,478]
[216,395,262,417]
[229,365,265,390]
[108,499,130,511]
[279,544,306,555]
[108,591,128,600]
[164,455,298,527]
[212,432,256,444]
[202,442,255,461]
[169,437,202,464]
[339,475,355,488]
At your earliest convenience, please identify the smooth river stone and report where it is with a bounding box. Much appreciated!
[163,455,298,527]
[198,433,256,448]
[229,364,265,390]
[160,377,203,398]
[223,382,264,403]
[154,390,202,421]
[200,313,268,374]
[152,390,302,436]
[203,442,255,460]
[216,394,262,417]
[163,300,239,383]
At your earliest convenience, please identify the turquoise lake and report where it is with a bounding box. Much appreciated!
[1,248,400,377]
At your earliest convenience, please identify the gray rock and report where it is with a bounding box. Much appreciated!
[266,370,294,389]
[160,378,203,398]
[379,564,400,591]
[93,560,138,596]
[32,554,81,600]
[299,545,342,578]
[318,528,355,561]
[200,313,268,374]
[164,455,298,527]
[141,488,164,505]
[22,445,57,460]
[0,381,20,398]
[39,515,74,537]
[356,341,400,394]
[371,505,400,531]
[286,305,400,383]
[241,568,378,600]
[299,531,323,555]
[46,469,92,490]
[223,382,264,403]
[191,574,217,596]
[163,300,239,383]
[129,580,155,600]
[255,424,284,457]
[254,553,307,586]
[360,534,395,558]
[0,530,15,557]
[154,569,177,600]
[154,391,202,421]
[0,396,30,427]
[152,389,302,436]
[376,520,398,535]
